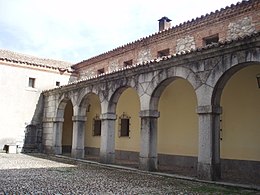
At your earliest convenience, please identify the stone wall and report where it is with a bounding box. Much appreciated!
[176,36,196,53]
[227,17,256,40]
[0,61,73,153]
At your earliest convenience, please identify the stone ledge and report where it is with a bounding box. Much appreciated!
[100,113,117,120]
[72,115,86,122]
[196,105,222,114]
[43,117,64,122]
[139,110,160,118]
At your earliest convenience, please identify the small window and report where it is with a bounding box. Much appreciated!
[93,115,101,136]
[97,68,105,75]
[157,49,170,58]
[28,77,35,88]
[56,81,60,87]
[203,34,219,46]
[118,112,130,137]
[123,59,133,67]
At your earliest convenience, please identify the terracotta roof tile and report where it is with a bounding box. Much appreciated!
[72,0,259,69]
[44,31,260,93]
[0,49,72,69]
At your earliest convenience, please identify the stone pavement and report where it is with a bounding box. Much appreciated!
[0,153,259,195]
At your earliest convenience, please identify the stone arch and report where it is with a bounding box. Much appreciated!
[211,61,260,184]
[212,61,260,105]
[150,77,177,110]
[151,76,198,176]
[78,92,102,159]
[107,86,130,114]
[150,75,197,110]
[56,98,70,119]
[137,66,200,111]
[56,93,76,118]
[100,84,141,165]
[53,94,74,155]
[77,90,100,116]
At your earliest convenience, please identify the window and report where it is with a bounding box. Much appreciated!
[93,115,101,136]
[203,34,219,46]
[28,77,35,88]
[56,81,60,87]
[157,49,170,58]
[97,68,105,75]
[123,59,133,67]
[118,112,130,137]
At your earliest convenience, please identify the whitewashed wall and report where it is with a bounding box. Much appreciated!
[0,62,74,152]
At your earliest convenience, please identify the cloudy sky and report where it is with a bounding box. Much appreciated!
[0,0,241,63]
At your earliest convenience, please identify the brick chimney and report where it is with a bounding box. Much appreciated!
[158,16,171,31]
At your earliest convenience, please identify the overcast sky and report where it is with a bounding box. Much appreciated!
[0,0,241,63]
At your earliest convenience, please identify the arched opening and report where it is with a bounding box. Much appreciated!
[61,100,73,155]
[157,78,198,176]
[115,87,141,167]
[220,64,260,185]
[84,93,101,161]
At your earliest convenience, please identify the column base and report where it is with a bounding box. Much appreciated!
[197,162,221,181]
[100,152,115,164]
[71,148,85,159]
[53,146,62,155]
[139,156,157,171]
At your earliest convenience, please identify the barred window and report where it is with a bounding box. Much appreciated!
[123,59,133,67]
[203,34,219,46]
[157,48,170,57]
[118,112,130,137]
[97,68,105,75]
[93,115,101,136]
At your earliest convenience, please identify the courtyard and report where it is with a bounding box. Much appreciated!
[0,153,259,194]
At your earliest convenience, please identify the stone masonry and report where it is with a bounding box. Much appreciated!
[72,0,260,80]
[176,35,196,53]
[42,32,260,181]
[227,16,256,40]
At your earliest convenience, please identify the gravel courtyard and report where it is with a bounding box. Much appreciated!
[0,153,259,194]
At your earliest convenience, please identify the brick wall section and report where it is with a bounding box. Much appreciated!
[73,0,260,80]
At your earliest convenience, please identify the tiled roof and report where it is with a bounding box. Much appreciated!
[44,31,260,93]
[72,0,259,69]
[0,49,72,70]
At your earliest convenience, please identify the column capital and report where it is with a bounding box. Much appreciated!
[43,117,53,123]
[53,117,64,122]
[72,115,87,122]
[100,113,117,120]
[43,117,64,123]
[139,110,160,118]
[196,105,222,114]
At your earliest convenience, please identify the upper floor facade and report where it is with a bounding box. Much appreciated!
[71,0,260,80]
[0,49,76,151]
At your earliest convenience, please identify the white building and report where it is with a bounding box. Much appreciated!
[0,49,75,152]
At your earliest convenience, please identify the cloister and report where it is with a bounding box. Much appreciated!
[42,32,260,181]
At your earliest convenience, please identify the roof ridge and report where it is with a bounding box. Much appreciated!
[0,49,72,64]
[49,30,260,93]
[0,49,72,69]
[72,0,257,68]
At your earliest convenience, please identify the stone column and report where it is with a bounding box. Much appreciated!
[100,113,117,164]
[196,105,222,180]
[42,118,54,154]
[53,117,64,155]
[139,110,160,171]
[71,115,86,159]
